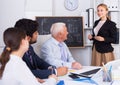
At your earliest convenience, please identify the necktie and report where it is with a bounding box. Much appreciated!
[58,43,67,62]
[27,50,33,65]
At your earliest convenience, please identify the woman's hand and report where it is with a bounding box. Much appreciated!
[94,36,105,41]
[88,34,93,40]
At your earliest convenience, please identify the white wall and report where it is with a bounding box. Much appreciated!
[0,0,52,54]
[25,0,53,19]
[0,0,25,53]
[52,0,91,16]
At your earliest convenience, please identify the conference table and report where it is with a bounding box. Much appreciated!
[57,66,120,85]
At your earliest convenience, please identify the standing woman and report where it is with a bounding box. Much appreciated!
[0,28,57,85]
[88,3,117,66]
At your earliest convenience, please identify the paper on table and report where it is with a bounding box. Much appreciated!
[64,80,95,85]
[68,69,76,72]
[112,80,120,85]
[70,66,101,74]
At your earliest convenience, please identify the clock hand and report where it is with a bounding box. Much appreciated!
[69,1,73,7]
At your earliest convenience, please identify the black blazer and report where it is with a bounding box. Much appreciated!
[22,45,55,79]
[91,18,117,53]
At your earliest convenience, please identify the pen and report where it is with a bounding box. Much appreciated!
[108,65,112,74]
[102,62,111,82]
[102,62,107,73]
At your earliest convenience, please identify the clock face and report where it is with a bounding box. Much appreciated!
[64,0,79,11]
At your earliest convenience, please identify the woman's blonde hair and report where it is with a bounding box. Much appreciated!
[97,3,108,11]
[97,3,110,19]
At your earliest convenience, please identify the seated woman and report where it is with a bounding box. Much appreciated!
[0,27,57,85]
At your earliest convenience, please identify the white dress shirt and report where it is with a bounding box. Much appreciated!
[40,37,75,68]
[1,54,56,85]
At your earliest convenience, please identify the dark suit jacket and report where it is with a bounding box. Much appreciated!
[22,45,55,79]
[91,18,117,53]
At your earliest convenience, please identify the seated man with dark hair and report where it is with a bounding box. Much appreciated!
[14,18,68,79]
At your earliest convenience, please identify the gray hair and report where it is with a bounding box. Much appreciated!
[50,22,66,36]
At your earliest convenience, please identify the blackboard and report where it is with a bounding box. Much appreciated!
[36,17,84,47]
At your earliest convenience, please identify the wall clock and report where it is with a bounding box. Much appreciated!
[64,0,79,11]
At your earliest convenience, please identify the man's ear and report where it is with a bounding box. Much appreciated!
[58,32,64,40]
[57,32,61,37]
[27,36,31,42]
[59,31,63,36]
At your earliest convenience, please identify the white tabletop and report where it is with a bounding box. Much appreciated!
[58,66,120,85]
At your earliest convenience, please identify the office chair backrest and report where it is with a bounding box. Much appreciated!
[32,34,51,57]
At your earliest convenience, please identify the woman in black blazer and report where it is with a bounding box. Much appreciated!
[88,3,117,66]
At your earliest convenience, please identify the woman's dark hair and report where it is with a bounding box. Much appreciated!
[0,27,26,78]
[14,18,39,37]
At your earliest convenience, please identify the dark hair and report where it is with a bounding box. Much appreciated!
[0,27,26,78]
[14,18,39,37]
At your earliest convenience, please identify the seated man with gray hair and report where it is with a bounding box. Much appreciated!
[40,22,82,69]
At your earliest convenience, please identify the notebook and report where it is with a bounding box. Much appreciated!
[69,68,101,79]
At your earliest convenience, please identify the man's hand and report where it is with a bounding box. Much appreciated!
[72,62,82,70]
[57,67,68,76]
[49,74,58,81]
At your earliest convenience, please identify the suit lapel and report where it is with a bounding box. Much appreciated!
[96,19,109,36]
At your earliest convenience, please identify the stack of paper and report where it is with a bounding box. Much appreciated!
[111,69,120,80]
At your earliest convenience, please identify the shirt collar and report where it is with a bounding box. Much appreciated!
[51,37,60,45]
[10,54,22,60]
